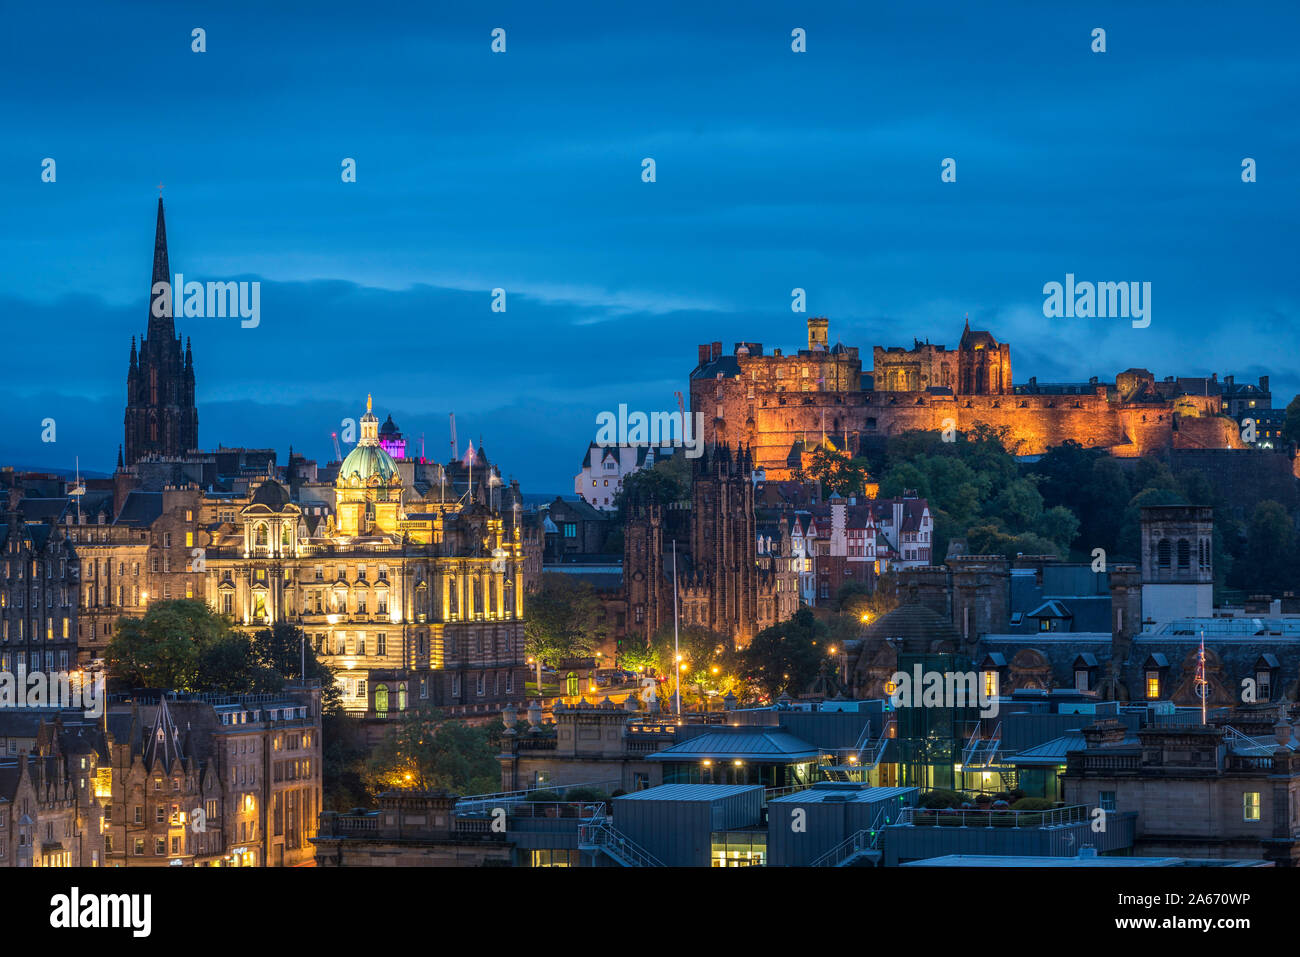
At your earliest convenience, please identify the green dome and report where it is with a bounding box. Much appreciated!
[339,442,398,485]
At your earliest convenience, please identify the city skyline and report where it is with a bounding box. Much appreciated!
[3,0,1297,493]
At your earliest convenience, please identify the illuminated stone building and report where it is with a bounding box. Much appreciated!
[201,396,529,719]
[100,686,322,867]
[0,494,80,677]
[692,317,1249,480]
[624,445,799,648]
[0,742,105,867]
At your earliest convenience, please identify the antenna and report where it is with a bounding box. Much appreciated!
[449,413,458,461]
[70,456,86,524]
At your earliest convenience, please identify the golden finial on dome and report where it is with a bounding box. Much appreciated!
[367,393,373,413]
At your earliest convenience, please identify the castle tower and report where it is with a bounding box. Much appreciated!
[807,317,829,352]
[124,198,199,465]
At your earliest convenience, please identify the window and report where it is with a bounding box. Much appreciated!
[1145,672,1160,699]
[1244,792,1261,822]
[1074,670,1089,692]
[983,672,997,697]
[1100,791,1116,811]
[563,523,577,538]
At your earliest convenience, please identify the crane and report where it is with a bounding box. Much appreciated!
[330,431,342,462]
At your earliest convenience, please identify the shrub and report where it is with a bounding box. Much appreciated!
[1010,797,1055,811]
[525,789,563,802]
[563,786,610,803]
[918,788,965,809]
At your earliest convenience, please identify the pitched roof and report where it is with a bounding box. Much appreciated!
[644,729,819,762]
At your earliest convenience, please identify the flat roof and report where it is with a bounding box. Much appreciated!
[904,854,1270,868]
[768,786,916,804]
[614,784,764,803]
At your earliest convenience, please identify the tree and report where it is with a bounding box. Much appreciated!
[1034,505,1081,553]
[106,599,234,691]
[524,573,605,667]
[614,456,688,521]
[363,708,499,795]
[992,478,1044,532]
[807,446,872,498]
[1284,395,1300,447]
[646,624,731,699]
[1242,500,1296,596]
[735,608,828,701]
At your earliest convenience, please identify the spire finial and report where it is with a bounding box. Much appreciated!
[366,393,373,413]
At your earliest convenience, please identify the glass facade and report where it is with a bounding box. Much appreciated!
[663,760,816,788]
[894,652,979,792]
[710,831,766,866]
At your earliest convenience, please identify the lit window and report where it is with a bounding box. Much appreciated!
[1244,792,1261,822]
[1145,672,1160,699]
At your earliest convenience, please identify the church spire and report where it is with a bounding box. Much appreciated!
[148,197,173,341]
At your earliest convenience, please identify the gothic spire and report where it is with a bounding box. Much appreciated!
[147,196,173,341]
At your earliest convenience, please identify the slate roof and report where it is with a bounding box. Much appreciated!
[114,491,164,526]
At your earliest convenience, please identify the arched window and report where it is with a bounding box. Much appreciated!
[1156,539,1172,569]
[281,525,291,548]
[1177,539,1190,569]
[254,524,268,547]
[397,686,407,712]
[374,684,388,716]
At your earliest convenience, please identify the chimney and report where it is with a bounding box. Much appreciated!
[1081,719,1128,748]
[711,341,722,361]
[698,344,710,366]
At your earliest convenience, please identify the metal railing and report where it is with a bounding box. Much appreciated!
[578,804,664,867]
[903,803,1091,829]
[455,779,622,814]
[961,720,1002,768]
[810,806,889,867]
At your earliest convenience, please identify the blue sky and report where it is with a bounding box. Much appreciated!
[1,0,1297,492]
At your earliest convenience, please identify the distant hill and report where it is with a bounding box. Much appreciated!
[1,464,113,480]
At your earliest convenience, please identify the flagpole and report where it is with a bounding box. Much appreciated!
[673,539,680,719]
[1196,630,1207,724]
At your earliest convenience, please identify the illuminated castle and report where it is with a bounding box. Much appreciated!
[692,317,1249,480]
